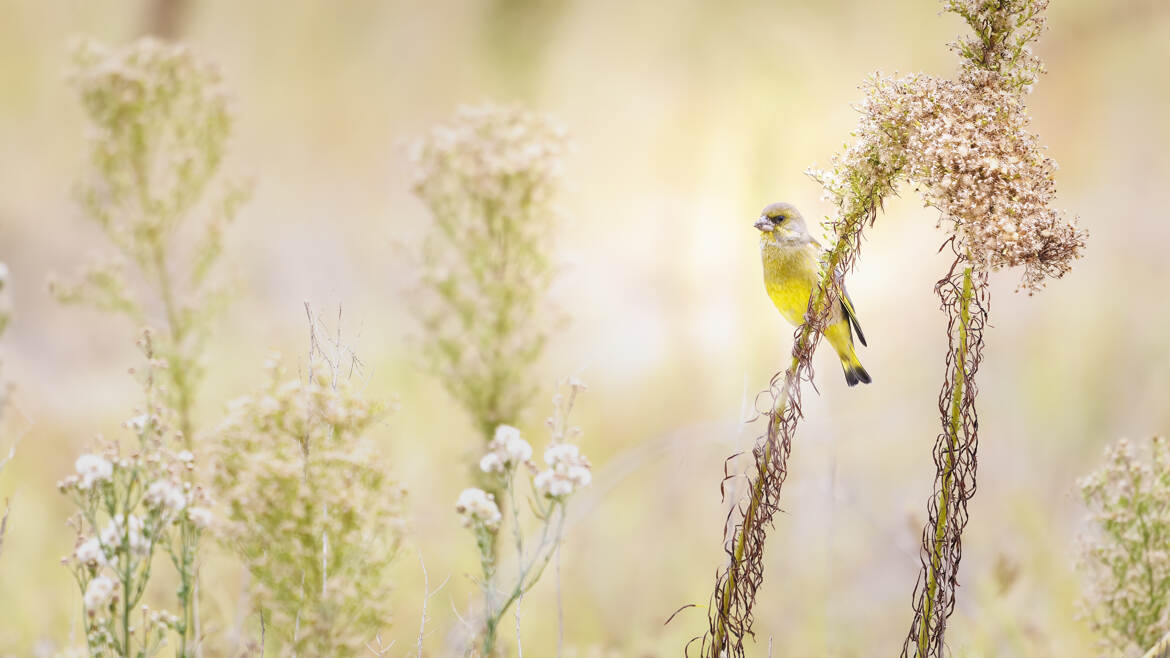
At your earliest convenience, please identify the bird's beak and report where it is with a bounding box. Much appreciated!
[754,216,773,232]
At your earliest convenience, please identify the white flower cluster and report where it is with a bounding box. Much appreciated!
[145,479,187,514]
[125,414,155,434]
[187,506,214,529]
[75,537,108,568]
[455,488,502,532]
[479,424,533,474]
[84,575,119,615]
[99,514,148,556]
[534,443,592,499]
[73,454,113,490]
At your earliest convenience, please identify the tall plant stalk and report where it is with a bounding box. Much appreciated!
[906,262,988,656]
[699,1,1084,654]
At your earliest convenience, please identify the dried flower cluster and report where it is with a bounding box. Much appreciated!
[809,0,1084,292]
[212,357,406,656]
[53,37,251,441]
[59,334,211,657]
[1078,437,1170,654]
[458,378,591,655]
[411,103,569,439]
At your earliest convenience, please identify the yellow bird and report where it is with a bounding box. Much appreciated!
[754,201,871,386]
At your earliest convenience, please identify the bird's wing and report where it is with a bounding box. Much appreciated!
[809,239,866,346]
[839,283,867,347]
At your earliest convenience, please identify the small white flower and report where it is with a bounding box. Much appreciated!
[479,453,505,474]
[186,507,213,529]
[84,575,117,613]
[145,480,187,514]
[75,538,107,567]
[176,450,195,463]
[534,443,592,499]
[455,488,501,531]
[74,454,113,490]
[125,414,152,433]
[100,514,147,555]
[479,424,533,474]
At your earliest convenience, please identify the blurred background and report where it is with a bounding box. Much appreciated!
[2,0,1169,655]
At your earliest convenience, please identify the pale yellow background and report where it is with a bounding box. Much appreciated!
[2,0,1168,655]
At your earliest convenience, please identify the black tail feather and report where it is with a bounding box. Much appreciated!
[843,364,872,387]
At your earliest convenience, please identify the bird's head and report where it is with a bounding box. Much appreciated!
[754,202,810,242]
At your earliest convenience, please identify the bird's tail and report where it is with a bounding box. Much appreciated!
[825,323,871,386]
[840,350,872,387]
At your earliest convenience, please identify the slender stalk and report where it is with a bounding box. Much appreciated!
[151,242,194,447]
[508,475,525,657]
[916,266,972,654]
[708,207,864,653]
[482,504,564,655]
[711,357,796,652]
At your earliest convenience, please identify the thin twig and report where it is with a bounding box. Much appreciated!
[556,540,564,658]
[415,550,451,657]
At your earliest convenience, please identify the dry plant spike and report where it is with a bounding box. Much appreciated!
[901,258,988,657]
[701,1,1082,655]
[52,37,252,447]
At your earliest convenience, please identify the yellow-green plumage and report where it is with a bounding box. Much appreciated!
[756,202,871,386]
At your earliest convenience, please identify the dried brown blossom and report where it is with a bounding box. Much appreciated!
[811,0,1085,293]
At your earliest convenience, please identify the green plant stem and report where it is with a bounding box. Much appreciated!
[173,518,197,658]
[482,503,564,655]
[916,265,973,656]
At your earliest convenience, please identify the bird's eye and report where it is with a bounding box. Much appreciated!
[771,215,785,223]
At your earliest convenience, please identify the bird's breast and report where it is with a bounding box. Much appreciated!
[760,241,822,327]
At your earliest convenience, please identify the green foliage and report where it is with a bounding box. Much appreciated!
[52,37,252,442]
[212,356,406,656]
[1079,437,1170,655]
[410,103,568,439]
